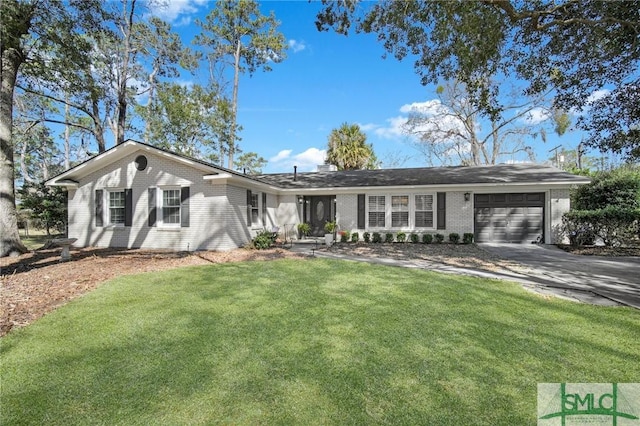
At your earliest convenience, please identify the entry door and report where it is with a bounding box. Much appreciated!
[309,196,333,236]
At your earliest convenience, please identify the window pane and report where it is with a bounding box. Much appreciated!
[368,195,385,227]
[163,207,180,224]
[392,212,409,227]
[415,195,433,211]
[368,212,385,228]
[163,189,181,224]
[109,191,125,224]
[415,211,434,228]
[392,195,409,211]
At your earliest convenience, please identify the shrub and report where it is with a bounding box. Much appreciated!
[410,233,420,243]
[422,234,433,244]
[385,233,394,243]
[449,233,460,244]
[463,233,474,244]
[372,232,382,243]
[563,207,640,247]
[339,231,349,243]
[396,231,406,243]
[252,230,275,250]
[572,171,639,211]
[363,232,371,243]
[434,233,445,243]
[351,232,359,243]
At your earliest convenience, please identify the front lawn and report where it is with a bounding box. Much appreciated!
[1,259,638,425]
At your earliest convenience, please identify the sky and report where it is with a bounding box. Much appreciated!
[148,0,599,173]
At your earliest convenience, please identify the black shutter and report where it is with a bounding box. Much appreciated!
[95,189,103,227]
[246,189,252,226]
[357,194,365,229]
[262,192,267,226]
[148,188,156,227]
[437,192,446,230]
[124,189,133,226]
[181,187,190,228]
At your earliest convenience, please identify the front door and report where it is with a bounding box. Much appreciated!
[309,196,333,236]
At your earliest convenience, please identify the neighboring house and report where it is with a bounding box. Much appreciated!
[45,140,590,251]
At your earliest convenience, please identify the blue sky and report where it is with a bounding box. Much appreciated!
[150,0,596,173]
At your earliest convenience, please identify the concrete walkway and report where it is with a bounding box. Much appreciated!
[292,242,639,309]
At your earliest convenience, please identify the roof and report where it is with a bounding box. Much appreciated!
[255,163,591,189]
[46,140,590,191]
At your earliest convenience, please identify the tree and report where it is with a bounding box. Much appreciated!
[134,16,200,144]
[1,0,101,257]
[142,83,218,157]
[18,182,67,236]
[195,0,287,169]
[235,151,267,174]
[316,0,640,161]
[403,80,568,165]
[326,123,378,170]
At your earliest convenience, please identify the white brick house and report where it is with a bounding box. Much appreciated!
[46,140,590,251]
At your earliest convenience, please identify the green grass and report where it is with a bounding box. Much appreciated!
[1,259,638,425]
[19,231,64,250]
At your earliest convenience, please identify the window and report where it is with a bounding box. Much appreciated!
[109,191,125,225]
[391,195,409,227]
[368,195,385,227]
[415,194,434,228]
[250,193,259,225]
[162,189,181,225]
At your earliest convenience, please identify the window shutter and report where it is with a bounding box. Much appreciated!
[262,192,267,226]
[148,188,156,227]
[437,192,446,230]
[181,187,190,228]
[357,194,365,229]
[246,189,252,226]
[124,189,133,226]
[95,190,103,227]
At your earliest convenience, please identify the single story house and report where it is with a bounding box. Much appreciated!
[45,140,590,251]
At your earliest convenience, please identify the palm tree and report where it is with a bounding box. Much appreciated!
[326,123,378,170]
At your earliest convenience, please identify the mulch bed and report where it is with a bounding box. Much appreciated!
[1,246,303,337]
[556,245,640,257]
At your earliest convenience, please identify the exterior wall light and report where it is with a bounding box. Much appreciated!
[464,192,471,202]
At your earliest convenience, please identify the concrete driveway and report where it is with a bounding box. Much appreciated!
[480,243,640,309]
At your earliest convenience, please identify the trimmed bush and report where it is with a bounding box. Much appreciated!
[351,232,359,243]
[563,207,640,247]
[339,231,349,243]
[372,232,382,243]
[449,233,460,244]
[396,231,406,243]
[463,233,474,244]
[434,233,445,243]
[410,233,420,243]
[363,232,371,243]
[385,233,394,243]
[422,234,433,244]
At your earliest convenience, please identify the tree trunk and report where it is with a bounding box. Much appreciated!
[229,39,242,169]
[64,94,71,169]
[0,49,28,257]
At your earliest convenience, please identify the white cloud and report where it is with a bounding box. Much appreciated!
[149,0,207,24]
[269,149,292,163]
[269,147,326,172]
[373,116,408,139]
[587,89,610,104]
[522,107,550,125]
[288,39,306,53]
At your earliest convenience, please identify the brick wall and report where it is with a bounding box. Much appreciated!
[549,188,571,243]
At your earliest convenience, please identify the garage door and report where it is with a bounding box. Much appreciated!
[474,193,544,243]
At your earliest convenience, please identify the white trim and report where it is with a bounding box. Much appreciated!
[105,188,126,227]
[365,192,437,231]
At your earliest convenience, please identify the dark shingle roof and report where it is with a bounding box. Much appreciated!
[255,163,590,189]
